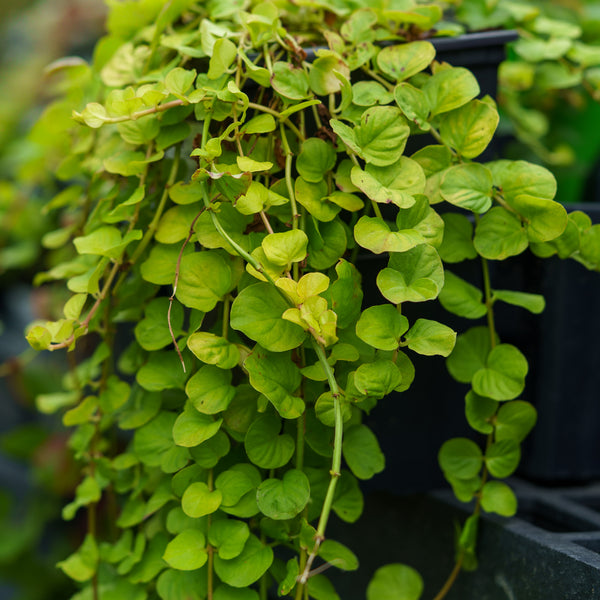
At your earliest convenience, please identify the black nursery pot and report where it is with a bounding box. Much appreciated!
[492,203,600,484]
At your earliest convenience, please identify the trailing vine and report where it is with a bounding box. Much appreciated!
[22,1,600,600]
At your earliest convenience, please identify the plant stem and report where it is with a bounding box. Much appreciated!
[480,255,497,349]
[299,341,343,585]
[279,124,300,231]
[432,553,465,600]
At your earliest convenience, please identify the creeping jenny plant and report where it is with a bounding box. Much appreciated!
[24,1,600,599]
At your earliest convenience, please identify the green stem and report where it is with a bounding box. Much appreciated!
[298,341,343,585]
[480,255,497,349]
[279,124,299,231]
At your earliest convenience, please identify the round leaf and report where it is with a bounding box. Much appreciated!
[367,563,424,600]
[495,401,537,443]
[485,439,521,478]
[481,481,517,517]
[297,138,337,183]
[438,438,483,480]
[440,163,493,214]
[377,41,435,82]
[257,469,310,520]
[163,530,207,571]
[472,344,528,401]
[244,413,295,469]
[356,305,408,351]
[213,535,273,588]
[342,425,385,480]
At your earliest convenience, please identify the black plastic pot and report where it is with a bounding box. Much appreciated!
[492,203,600,483]
[328,479,600,600]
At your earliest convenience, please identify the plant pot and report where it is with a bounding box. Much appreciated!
[491,204,600,483]
[327,479,600,599]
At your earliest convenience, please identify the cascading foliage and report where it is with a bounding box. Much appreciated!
[24,0,600,599]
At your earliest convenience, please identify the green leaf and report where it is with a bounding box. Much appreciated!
[354,106,410,166]
[354,360,403,399]
[446,326,492,384]
[439,99,499,159]
[485,439,521,478]
[186,366,236,414]
[165,67,197,97]
[356,305,408,351]
[423,67,480,116]
[318,539,359,571]
[404,319,456,357]
[513,37,572,62]
[163,530,207,571]
[261,230,308,267]
[472,344,528,401]
[295,178,341,222]
[377,245,444,303]
[439,271,487,319]
[189,431,230,468]
[208,38,237,79]
[135,297,183,351]
[342,425,385,480]
[272,62,309,100]
[493,290,545,314]
[230,283,306,352]
[315,392,352,427]
[440,163,493,214]
[297,138,337,183]
[351,157,426,208]
[137,351,189,391]
[74,226,142,260]
[395,195,444,248]
[367,563,424,600]
[208,520,250,560]
[322,260,363,329]
[62,476,102,521]
[134,412,177,467]
[489,160,557,203]
[438,438,483,480]
[187,332,240,369]
[214,585,259,600]
[438,213,477,263]
[377,41,435,81]
[241,114,276,134]
[244,347,303,419]
[216,463,261,508]
[176,251,233,311]
[354,216,424,254]
[495,401,537,443]
[141,243,193,285]
[157,569,207,600]
[309,54,349,95]
[173,405,222,447]
[511,195,567,243]
[473,207,528,260]
[244,413,295,469]
[481,481,517,517]
[213,535,273,588]
[58,534,98,582]
[156,204,202,244]
[181,482,223,518]
[257,469,311,520]
[307,574,341,600]
[353,81,394,106]
[465,391,498,435]
[394,83,430,130]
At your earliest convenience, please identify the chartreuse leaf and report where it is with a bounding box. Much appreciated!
[208,520,250,561]
[257,469,310,520]
[377,245,444,304]
[496,401,537,443]
[438,213,477,263]
[465,391,498,435]
[354,106,410,166]
[213,535,273,588]
[367,563,424,600]
[424,66,480,116]
[261,230,308,267]
[472,344,528,401]
[272,62,309,100]
[485,439,521,478]
[141,242,194,285]
[165,67,197,98]
[295,178,340,222]
[278,559,300,596]
[181,482,222,518]
[208,38,237,79]
[244,347,303,418]
[493,290,545,314]
[439,271,487,319]
[488,160,557,203]
[354,360,403,399]
[176,252,233,311]
[377,41,435,82]
[216,463,261,509]
[350,157,426,208]
[404,319,456,357]
[473,207,528,260]
[134,411,177,466]
[394,83,430,130]
[163,530,207,571]
[156,204,202,244]
[446,327,492,384]
[310,53,349,95]
[245,413,294,469]
[319,540,359,571]
[356,305,408,351]
[315,391,352,427]
[297,138,337,183]
[189,430,230,468]
[58,534,98,582]
[440,163,493,213]
[186,366,236,414]
[354,216,424,255]
[481,481,517,517]
[353,80,393,106]
[214,586,259,600]
[62,476,101,521]
[231,283,306,352]
[439,99,499,159]
[511,195,567,243]
[439,438,483,480]
[173,404,222,447]
[137,351,189,391]
[187,332,240,369]
[157,569,207,600]
[74,226,142,260]
[396,195,444,248]
[322,259,363,329]
[342,425,385,480]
